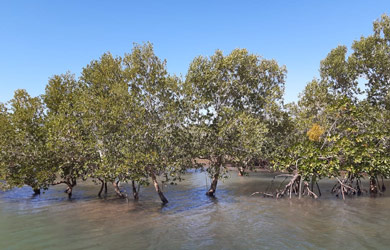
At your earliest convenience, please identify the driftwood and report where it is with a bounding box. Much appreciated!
[250,192,274,197]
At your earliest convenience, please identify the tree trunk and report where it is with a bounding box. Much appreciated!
[310,175,315,192]
[65,185,73,199]
[150,171,168,204]
[98,179,104,197]
[298,176,303,199]
[104,182,108,194]
[33,188,41,195]
[370,176,378,195]
[356,179,362,196]
[132,180,139,201]
[206,172,219,196]
[113,181,125,198]
[64,178,76,199]
[381,176,386,192]
[238,167,245,176]
[316,181,322,196]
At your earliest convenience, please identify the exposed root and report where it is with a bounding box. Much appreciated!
[260,172,387,200]
[259,172,320,199]
[276,172,300,198]
[332,176,358,199]
[331,174,386,199]
[303,181,318,199]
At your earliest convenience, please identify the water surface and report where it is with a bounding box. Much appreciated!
[1,171,390,249]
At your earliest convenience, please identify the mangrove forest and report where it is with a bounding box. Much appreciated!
[1,15,390,204]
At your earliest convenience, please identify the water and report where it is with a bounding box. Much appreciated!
[1,171,390,250]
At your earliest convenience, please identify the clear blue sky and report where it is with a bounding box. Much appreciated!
[1,1,389,104]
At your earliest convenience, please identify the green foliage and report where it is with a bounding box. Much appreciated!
[351,14,390,108]
[185,48,286,185]
[122,43,193,184]
[0,90,54,190]
[45,73,95,189]
[277,15,390,191]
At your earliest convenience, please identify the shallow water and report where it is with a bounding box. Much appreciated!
[1,171,390,250]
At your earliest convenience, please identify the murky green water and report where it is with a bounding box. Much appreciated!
[1,171,390,249]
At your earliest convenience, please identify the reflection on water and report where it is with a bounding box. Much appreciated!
[1,171,390,249]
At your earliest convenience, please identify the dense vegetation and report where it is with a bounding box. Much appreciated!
[1,15,389,203]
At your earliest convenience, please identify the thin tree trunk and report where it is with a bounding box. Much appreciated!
[298,176,303,199]
[150,171,168,204]
[64,178,76,199]
[65,185,73,199]
[207,159,222,196]
[113,181,125,198]
[370,176,378,195]
[98,179,104,197]
[316,181,322,196]
[132,180,139,201]
[104,182,108,194]
[340,183,345,200]
[381,176,386,192]
[356,179,362,196]
[310,175,315,192]
[238,167,245,176]
[206,172,219,196]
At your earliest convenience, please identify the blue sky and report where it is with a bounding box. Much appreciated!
[1,1,389,103]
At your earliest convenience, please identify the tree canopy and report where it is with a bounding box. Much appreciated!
[1,15,390,202]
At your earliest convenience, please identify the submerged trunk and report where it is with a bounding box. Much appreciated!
[65,185,73,199]
[238,167,245,176]
[150,171,168,204]
[206,172,219,196]
[356,179,362,196]
[316,181,322,197]
[98,179,105,197]
[65,178,76,199]
[206,175,219,196]
[113,181,125,198]
[132,180,139,201]
[207,160,222,196]
[381,176,386,192]
[33,188,41,195]
[370,176,378,195]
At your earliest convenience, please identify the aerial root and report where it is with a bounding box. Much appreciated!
[330,174,387,199]
[257,173,319,199]
[303,181,318,199]
[258,173,386,200]
[331,176,359,199]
